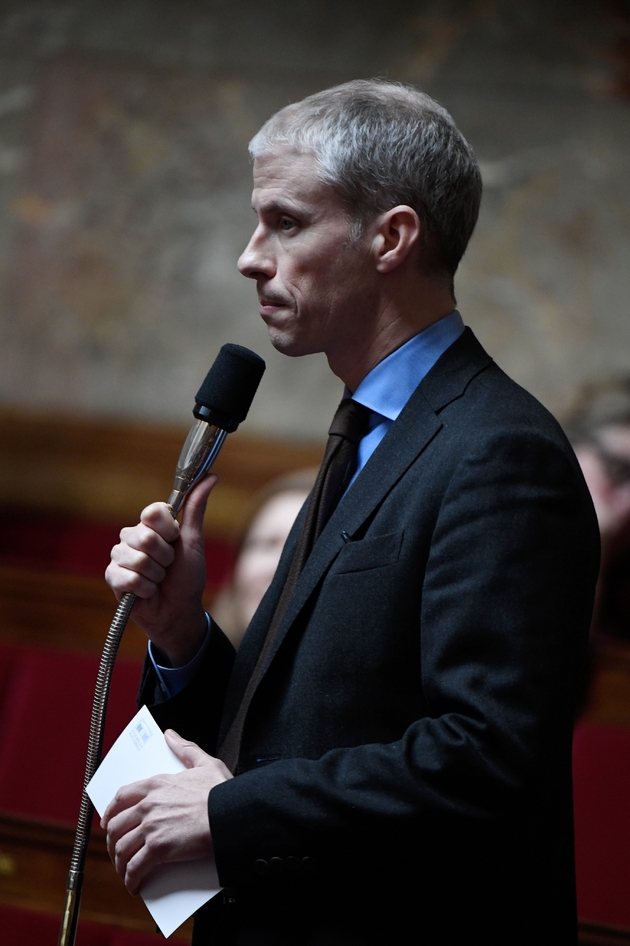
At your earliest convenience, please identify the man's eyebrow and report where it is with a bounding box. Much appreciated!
[253,198,304,216]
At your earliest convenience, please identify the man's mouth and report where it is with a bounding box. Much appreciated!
[259,296,291,317]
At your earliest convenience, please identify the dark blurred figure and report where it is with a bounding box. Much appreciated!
[211,469,317,649]
[566,378,630,641]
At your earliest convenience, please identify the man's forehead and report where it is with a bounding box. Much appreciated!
[253,144,317,167]
[250,147,340,212]
[252,147,319,192]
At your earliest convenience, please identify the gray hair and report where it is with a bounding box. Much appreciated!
[249,79,482,288]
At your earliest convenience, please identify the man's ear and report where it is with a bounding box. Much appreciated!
[371,206,421,273]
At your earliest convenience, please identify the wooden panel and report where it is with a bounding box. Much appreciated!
[0,811,192,939]
[0,408,323,538]
[0,565,222,656]
[582,640,630,728]
[579,921,630,944]
[0,565,148,658]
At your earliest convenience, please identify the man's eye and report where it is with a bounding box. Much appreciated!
[279,217,295,231]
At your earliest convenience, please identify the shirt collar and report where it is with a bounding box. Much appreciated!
[349,310,465,422]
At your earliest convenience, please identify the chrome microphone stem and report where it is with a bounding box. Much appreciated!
[167,420,227,515]
[58,589,137,946]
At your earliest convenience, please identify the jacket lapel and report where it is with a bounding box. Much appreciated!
[276,395,442,637]
[219,328,492,737]
[269,328,492,642]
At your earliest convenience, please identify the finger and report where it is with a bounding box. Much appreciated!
[164,729,212,768]
[104,559,164,601]
[112,824,146,883]
[106,519,177,599]
[124,841,158,896]
[179,474,219,546]
[102,781,150,828]
[106,523,177,599]
[105,806,143,862]
[139,502,181,543]
[111,545,172,585]
[164,730,233,781]
[120,523,177,568]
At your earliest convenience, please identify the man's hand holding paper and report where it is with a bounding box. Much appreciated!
[101,729,231,895]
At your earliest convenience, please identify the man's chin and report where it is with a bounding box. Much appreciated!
[267,328,314,358]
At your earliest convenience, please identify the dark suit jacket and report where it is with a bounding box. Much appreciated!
[143,329,600,945]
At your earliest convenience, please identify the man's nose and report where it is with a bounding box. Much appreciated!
[238,229,274,280]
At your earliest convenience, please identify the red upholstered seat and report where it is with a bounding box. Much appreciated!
[573,721,630,929]
[0,904,189,944]
[0,903,112,945]
[0,506,234,589]
[0,509,123,578]
[0,641,18,717]
[0,646,142,823]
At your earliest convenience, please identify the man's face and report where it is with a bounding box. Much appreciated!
[238,148,377,365]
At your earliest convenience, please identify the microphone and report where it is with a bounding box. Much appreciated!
[168,343,266,514]
[58,343,265,946]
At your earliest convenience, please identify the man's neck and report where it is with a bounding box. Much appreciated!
[329,285,456,391]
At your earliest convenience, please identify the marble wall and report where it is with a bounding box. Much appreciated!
[0,0,628,440]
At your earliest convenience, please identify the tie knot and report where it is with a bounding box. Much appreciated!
[328,398,372,445]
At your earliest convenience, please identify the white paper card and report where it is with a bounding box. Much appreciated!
[86,706,222,938]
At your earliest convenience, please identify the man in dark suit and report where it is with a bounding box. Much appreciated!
[104,80,600,944]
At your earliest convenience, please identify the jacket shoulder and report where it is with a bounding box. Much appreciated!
[419,327,572,449]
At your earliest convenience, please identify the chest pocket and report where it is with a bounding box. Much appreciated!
[333,530,403,575]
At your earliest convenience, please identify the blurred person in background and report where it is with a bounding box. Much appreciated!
[566,377,630,642]
[212,470,316,649]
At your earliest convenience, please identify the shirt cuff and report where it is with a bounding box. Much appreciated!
[148,613,212,699]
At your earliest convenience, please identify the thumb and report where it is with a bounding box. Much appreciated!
[179,473,218,543]
[165,729,211,768]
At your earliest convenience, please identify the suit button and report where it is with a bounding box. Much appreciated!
[269,857,284,872]
[254,859,269,874]
[301,856,314,871]
[286,856,300,871]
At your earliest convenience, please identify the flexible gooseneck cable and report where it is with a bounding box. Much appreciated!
[58,344,265,946]
[58,589,137,946]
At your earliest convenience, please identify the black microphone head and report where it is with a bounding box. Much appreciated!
[193,343,266,432]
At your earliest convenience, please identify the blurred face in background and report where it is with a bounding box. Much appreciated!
[233,488,309,630]
[574,424,630,558]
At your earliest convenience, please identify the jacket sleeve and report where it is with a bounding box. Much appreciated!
[138,617,236,757]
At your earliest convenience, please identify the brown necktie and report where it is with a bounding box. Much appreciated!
[218,398,372,772]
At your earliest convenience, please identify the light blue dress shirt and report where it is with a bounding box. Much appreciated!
[152,309,465,696]
[348,308,464,486]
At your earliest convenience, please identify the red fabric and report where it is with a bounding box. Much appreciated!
[0,646,142,823]
[573,721,630,928]
[0,506,235,589]
[110,930,189,944]
[0,641,18,716]
[0,903,112,945]
[0,904,189,944]
[0,509,123,578]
